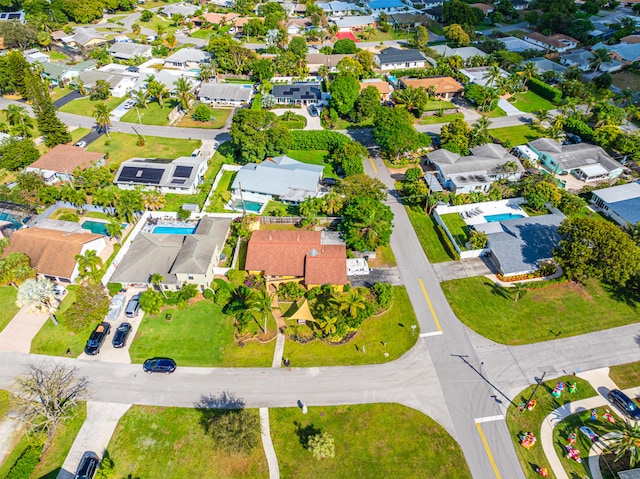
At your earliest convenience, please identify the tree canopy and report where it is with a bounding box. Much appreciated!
[339,195,394,251]
[229,109,291,163]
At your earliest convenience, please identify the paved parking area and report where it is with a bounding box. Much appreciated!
[110,99,133,121]
[271,107,322,130]
[53,90,82,109]
[350,267,403,287]
[431,257,497,282]
[0,306,49,353]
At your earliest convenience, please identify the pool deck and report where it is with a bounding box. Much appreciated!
[462,203,528,227]
[141,219,199,233]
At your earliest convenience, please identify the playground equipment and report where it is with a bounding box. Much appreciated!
[527,399,537,411]
[579,426,599,443]
[536,466,549,477]
[566,445,582,463]
[591,409,598,421]
[520,431,537,449]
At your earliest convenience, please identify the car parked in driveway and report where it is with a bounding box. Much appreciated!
[143,358,177,374]
[123,100,135,110]
[75,141,87,148]
[125,294,140,318]
[105,294,126,321]
[308,104,319,117]
[74,452,99,479]
[608,389,640,420]
[112,322,132,348]
[84,322,111,355]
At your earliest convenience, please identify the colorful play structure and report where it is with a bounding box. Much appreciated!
[603,411,617,423]
[520,431,537,449]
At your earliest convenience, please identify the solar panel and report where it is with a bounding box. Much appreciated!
[118,166,163,184]
[171,178,186,185]
[173,166,193,178]
[7,13,20,18]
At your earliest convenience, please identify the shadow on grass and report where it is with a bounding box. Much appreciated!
[294,421,321,448]
[38,468,61,479]
[602,282,640,309]
[486,281,511,301]
[195,391,246,434]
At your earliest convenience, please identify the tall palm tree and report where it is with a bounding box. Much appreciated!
[75,250,103,282]
[93,185,119,216]
[141,190,165,210]
[227,285,253,333]
[337,289,366,319]
[606,419,640,467]
[115,190,143,223]
[482,65,503,87]
[105,218,123,242]
[471,116,491,146]
[132,88,149,109]
[147,80,169,107]
[532,109,551,126]
[198,64,213,83]
[521,62,537,85]
[173,77,195,110]
[250,288,274,334]
[589,48,612,73]
[93,102,111,138]
[392,86,426,114]
[4,104,31,128]
[150,273,166,297]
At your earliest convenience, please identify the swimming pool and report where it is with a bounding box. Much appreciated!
[228,199,263,213]
[152,226,197,235]
[82,220,126,236]
[484,213,525,222]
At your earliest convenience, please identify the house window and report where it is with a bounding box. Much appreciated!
[188,275,194,280]
[164,284,169,289]
[405,62,410,68]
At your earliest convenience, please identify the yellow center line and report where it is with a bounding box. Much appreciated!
[368,157,378,175]
[475,422,502,479]
[418,278,442,332]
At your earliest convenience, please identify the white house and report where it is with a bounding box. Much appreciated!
[197,82,254,106]
[164,48,211,69]
[374,48,428,70]
[114,156,209,194]
[77,70,137,97]
[590,182,640,226]
[522,33,579,53]
[25,145,106,184]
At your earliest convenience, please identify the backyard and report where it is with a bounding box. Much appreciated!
[405,206,457,263]
[128,300,276,367]
[511,91,556,113]
[282,287,418,367]
[441,277,640,345]
[270,403,471,479]
[58,96,126,116]
[0,286,19,334]
[490,124,545,146]
[286,149,335,177]
[86,132,201,167]
[440,213,470,250]
[505,375,596,479]
[104,405,267,479]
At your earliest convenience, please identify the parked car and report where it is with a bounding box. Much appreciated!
[607,389,640,420]
[563,133,582,145]
[308,104,319,117]
[53,285,66,298]
[112,322,132,348]
[123,100,135,110]
[74,452,99,479]
[321,177,337,187]
[84,322,111,355]
[125,294,140,318]
[74,141,87,148]
[105,294,126,321]
[143,358,177,374]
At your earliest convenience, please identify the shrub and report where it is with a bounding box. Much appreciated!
[469,230,488,249]
[308,432,335,459]
[278,281,306,301]
[526,78,562,104]
[193,104,212,122]
[139,288,163,315]
[176,208,191,221]
[290,130,350,152]
[6,441,44,479]
[62,282,109,332]
[58,212,80,222]
[214,287,231,307]
[203,288,215,300]
[251,94,262,110]
[436,223,460,260]
[372,282,393,310]
[564,116,594,141]
[107,283,122,296]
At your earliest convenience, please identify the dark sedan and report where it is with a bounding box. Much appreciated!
[84,322,111,355]
[143,358,177,374]
[74,452,99,479]
[111,322,132,348]
[608,389,640,420]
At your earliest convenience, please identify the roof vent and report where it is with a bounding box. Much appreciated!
[308,248,319,257]
[268,232,272,241]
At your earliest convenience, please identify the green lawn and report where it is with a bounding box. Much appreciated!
[0,286,19,334]
[405,206,456,263]
[177,107,232,129]
[129,300,275,367]
[86,133,201,168]
[611,71,640,92]
[283,287,418,367]
[490,124,546,146]
[512,90,556,113]
[286,149,335,177]
[0,389,10,418]
[609,360,640,390]
[420,112,463,125]
[58,96,126,116]
[49,51,68,61]
[70,127,91,144]
[480,107,507,118]
[423,99,455,111]
[271,403,471,479]
[280,114,307,130]
[119,99,178,126]
[189,28,213,39]
[262,201,299,216]
[105,405,267,479]
[506,376,596,479]
[50,87,74,102]
[367,244,397,268]
[440,213,470,250]
[441,277,640,345]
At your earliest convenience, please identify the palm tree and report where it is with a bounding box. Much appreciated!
[227,285,253,333]
[4,104,31,128]
[616,88,634,107]
[132,88,149,109]
[132,23,141,35]
[173,77,194,111]
[521,62,537,85]
[510,282,527,302]
[141,190,165,210]
[163,33,178,50]
[471,116,491,145]
[105,218,123,242]
[337,289,366,319]
[75,250,103,282]
[115,190,143,223]
[93,185,119,216]
[482,65,503,87]
[150,273,166,297]
[198,64,213,83]
[321,191,344,216]
[392,86,426,114]
[606,419,640,467]
[532,109,551,126]
[250,288,274,334]
[318,315,338,337]
[147,80,169,107]
[589,48,612,73]
[156,23,166,38]
[93,102,111,138]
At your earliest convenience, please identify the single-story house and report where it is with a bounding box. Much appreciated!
[133,70,197,97]
[399,76,464,100]
[110,216,231,290]
[108,42,153,60]
[41,62,69,86]
[500,36,543,53]
[527,57,567,76]
[285,18,312,35]
[367,0,406,13]
[317,1,364,15]
[164,48,210,69]
[424,6,443,22]
[232,155,324,203]
[620,35,640,44]
[4,227,106,283]
[160,3,197,18]
[77,70,137,97]
[528,138,623,182]
[429,45,487,61]
[510,0,529,10]
[475,214,564,277]
[469,3,494,15]
[591,42,640,64]
[62,28,107,49]
[332,15,376,31]
[272,82,322,105]
[197,82,253,106]
[421,0,444,7]
[194,12,240,25]
[306,53,355,73]
[114,156,209,194]
[590,182,640,226]
[389,13,431,27]
[459,66,508,87]
[0,10,25,22]
[425,143,524,193]
[24,49,50,64]
[374,47,428,70]
[245,230,347,287]
[559,49,623,73]
[522,32,579,53]
[359,78,393,101]
[26,145,106,184]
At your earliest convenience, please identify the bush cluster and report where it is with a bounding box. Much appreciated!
[526,78,562,104]
[6,442,43,479]
[290,130,350,152]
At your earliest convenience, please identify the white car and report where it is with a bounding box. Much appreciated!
[123,100,135,110]
[74,141,87,148]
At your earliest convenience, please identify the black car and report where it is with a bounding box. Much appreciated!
[84,322,111,355]
[112,322,132,348]
[607,389,640,420]
[74,452,99,479]
[143,358,177,374]
[308,104,319,117]
[321,177,337,187]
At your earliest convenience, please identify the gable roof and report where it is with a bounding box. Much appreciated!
[197,82,253,101]
[528,138,620,172]
[4,228,102,279]
[430,45,487,60]
[389,13,431,24]
[161,3,197,16]
[27,145,105,173]
[164,48,210,64]
[41,61,69,80]
[108,42,153,59]
[400,76,463,94]
[427,143,523,178]
[78,70,132,89]
[272,82,322,101]
[592,182,640,224]
[360,79,392,94]
[376,47,427,64]
[621,35,640,44]
[332,15,375,28]
[306,54,355,68]
[69,28,106,46]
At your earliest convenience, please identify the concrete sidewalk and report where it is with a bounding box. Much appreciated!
[0,306,49,353]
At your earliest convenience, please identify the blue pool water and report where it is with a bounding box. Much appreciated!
[82,220,126,236]
[387,75,398,84]
[0,212,25,227]
[229,200,263,212]
[152,226,197,235]
[484,213,525,222]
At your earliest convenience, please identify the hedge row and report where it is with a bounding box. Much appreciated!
[526,78,562,104]
[290,130,351,152]
[564,116,594,141]
[435,223,460,261]
[7,443,43,479]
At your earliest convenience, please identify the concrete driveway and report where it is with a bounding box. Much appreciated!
[0,306,49,353]
[271,108,322,130]
[110,99,133,121]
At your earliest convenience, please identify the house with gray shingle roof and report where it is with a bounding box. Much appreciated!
[374,48,429,70]
[197,82,253,106]
[108,42,153,60]
[591,182,640,226]
[164,48,210,69]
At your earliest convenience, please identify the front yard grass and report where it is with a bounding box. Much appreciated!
[512,90,556,113]
[609,360,640,390]
[441,277,640,345]
[271,403,471,479]
[282,286,418,367]
[423,99,455,111]
[58,96,126,116]
[611,71,640,91]
[119,100,178,126]
[0,286,19,334]
[86,132,201,168]
[129,300,275,367]
[49,87,74,102]
[440,213,470,250]
[286,149,335,177]
[420,112,463,125]
[177,107,232,129]
[105,405,267,479]
[506,376,596,479]
[367,244,397,268]
[480,107,507,118]
[490,124,546,146]
[405,206,456,263]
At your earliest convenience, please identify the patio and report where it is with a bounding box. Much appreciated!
[460,203,529,227]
